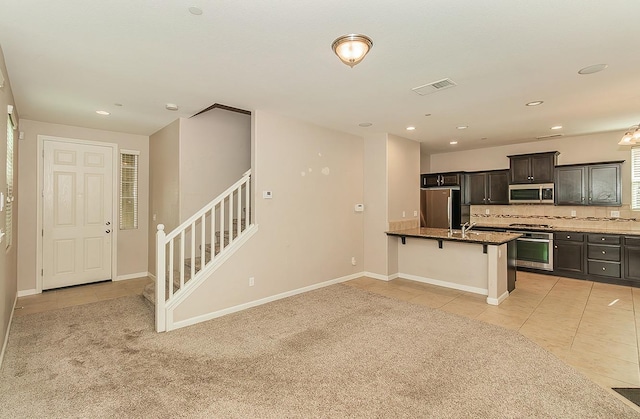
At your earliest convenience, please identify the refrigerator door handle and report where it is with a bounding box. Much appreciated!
[447,196,452,231]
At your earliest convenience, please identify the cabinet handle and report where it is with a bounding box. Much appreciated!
[567,235,571,239]
[554,245,558,249]
[601,237,605,241]
[602,267,606,271]
[602,251,606,254]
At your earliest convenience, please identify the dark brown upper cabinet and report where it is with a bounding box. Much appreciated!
[555,161,622,206]
[508,151,558,184]
[421,172,463,188]
[465,170,509,205]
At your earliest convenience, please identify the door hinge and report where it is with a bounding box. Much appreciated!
[42,229,44,237]
[41,269,43,276]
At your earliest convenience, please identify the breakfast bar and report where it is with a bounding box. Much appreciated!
[386,228,521,305]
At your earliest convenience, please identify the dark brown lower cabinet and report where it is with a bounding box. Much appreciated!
[624,237,640,282]
[553,232,585,275]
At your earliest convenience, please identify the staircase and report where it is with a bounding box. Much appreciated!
[147,170,255,332]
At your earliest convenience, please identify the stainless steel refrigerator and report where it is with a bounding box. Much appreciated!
[420,188,468,229]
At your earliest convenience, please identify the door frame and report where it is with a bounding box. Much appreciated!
[36,135,119,293]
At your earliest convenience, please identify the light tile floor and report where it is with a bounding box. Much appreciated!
[13,272,640,408]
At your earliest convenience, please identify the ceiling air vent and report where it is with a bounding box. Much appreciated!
[412,78,457,96]
[536,133,564,140]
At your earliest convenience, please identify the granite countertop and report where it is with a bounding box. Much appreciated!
[474,223,640,236]
[386,227,521,245]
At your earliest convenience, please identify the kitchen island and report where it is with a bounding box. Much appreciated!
[386,228,520,305]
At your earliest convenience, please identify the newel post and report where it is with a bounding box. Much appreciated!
[156,224,166,332]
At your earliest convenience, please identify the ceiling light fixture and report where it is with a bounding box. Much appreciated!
[618,123,640,145]
[358,122,372,127]
[96,110,110,116]
[526,101,544,107]
[457,125,468,130]
[449,141,458,145]
[331,34,373,68]
[166,103,179,111]
[406,126,415,131]
[551,125,563,130]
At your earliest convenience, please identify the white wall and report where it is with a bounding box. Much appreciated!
[388,134,420,223]
[429,131,630,203]
[18,120,149,291]
[179,110,251,218]
[148,119,180,276]
[173,110,365,321]
[0,44,18,362]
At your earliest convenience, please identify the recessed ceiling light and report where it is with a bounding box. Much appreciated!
[406,126,415,131]
[578,64,608,75]
[551,125,563,130]
[166,103,179,111]
[480,137,487,141]
[114,103,123,107]
[358,122,372,127]
[189,6,203,15]
[526,101,544,107]
[457,125,468,130]
[424,113,432,117]
[96,110,110,116]
[449,141,458,145]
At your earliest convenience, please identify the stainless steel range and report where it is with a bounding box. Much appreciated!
[508,224,554,271]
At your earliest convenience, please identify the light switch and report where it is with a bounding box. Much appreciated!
[263,191,273,199]
[354,204,364,212]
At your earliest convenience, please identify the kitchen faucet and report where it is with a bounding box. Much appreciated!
[461,221,477,236]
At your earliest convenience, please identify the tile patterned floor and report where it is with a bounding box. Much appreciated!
[13,272,640,408]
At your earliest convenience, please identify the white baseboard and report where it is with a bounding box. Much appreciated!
[362,271,392,281]
[397,272,488,296]
[0,294,18,369]
[17,289,38,297]
[169,271,363,331]
[148,272,156,280]
[115,272,150,281]
[487,291,509,306]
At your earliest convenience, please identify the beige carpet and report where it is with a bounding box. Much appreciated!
[1,285,637,418]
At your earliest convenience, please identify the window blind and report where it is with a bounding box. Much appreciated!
[6,114,13,248]
[120,151,139,230]
[632,147,640,210]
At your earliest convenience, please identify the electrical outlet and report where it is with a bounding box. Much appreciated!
[413,210,418,217]
[485,209,490,215]
[570,210,576,217]
[351,257,356,266]
[402,211,406,218]
[249,277,255,286]
[611,210,620,218]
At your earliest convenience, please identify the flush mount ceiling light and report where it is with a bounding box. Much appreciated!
[578,64,608,75]
[526,101,544,107]
[166,103,179,111]
[96,110,110,116]
[449,141,458,145]
[618,123,640,145]
[331,34,373,68]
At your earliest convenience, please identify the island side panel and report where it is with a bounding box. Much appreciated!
[396,237,489,295]
[486,244,509,305]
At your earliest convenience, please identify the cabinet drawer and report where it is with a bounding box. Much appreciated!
[588,260,621,278]
[587,245,621,262]
[587,234,620,245]
[554,232,584,242]
[625,236,640,247]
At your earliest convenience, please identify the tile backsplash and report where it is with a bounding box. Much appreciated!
[471,204,640,233]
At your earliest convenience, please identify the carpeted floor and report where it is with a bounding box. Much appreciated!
[1,284,638,418]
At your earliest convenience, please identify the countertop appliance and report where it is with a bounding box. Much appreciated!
[508,183,554,204]
[508,224,554,271]
[420,187,469,229]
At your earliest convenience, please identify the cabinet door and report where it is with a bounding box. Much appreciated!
[555,166,586,205]
[625,245,640,282]
[530,154,555,183]
[554,241,584,274]
[467,173,487,204]
[509,156,531,184]
[588,164,621,206]
[440,173,460,186]
[487,171,509,204]
[423,174,440,188]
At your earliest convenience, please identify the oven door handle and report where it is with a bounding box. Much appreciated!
[517,238,551,243]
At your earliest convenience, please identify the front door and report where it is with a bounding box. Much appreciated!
[43,140,114,290]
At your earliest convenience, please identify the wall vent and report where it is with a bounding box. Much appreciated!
[412,78,457,96]
[536,133,564,140]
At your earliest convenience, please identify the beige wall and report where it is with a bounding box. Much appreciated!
[179,110,251,218]
[0,44,18,362]
[388,134,420,224]
[17,120,149,291]
[363,133,389,277]
[173,110,365,321]
[429,131,630,203]
[148,119,180,276]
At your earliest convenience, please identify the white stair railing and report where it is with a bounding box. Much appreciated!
[155,170,252,332]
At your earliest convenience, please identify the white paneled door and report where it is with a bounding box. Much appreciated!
[43,140,114,290]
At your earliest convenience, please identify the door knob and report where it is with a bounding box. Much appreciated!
[106,221,111,226]
[106,229,111,233]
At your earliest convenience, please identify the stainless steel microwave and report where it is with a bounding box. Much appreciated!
[508,183,554,204]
